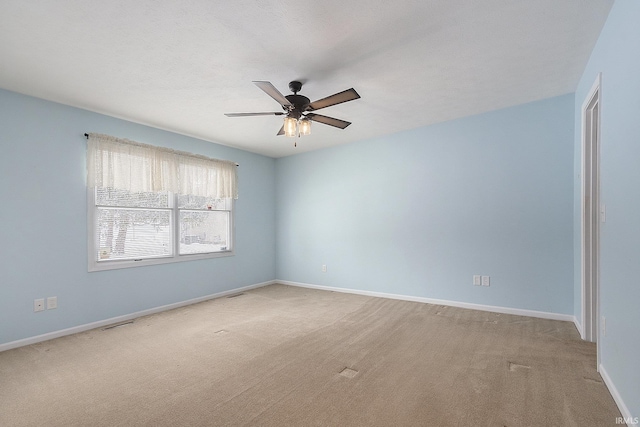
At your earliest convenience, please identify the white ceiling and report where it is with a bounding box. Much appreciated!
[0,1,613,158]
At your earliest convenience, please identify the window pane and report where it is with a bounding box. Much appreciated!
[96,187,169,208]
[97,208,172,261]
[177,194,230,210]
[179,210,229,255]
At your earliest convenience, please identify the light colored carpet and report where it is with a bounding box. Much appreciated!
[0,284,621,426]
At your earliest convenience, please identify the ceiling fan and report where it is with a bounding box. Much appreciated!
[225,81,360,144]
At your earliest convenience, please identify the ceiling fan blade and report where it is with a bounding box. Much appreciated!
[305,113,351,129]
[224,112,284,117]
[276,125,285,136]
[307,88,360,111]
[253,81,293,108]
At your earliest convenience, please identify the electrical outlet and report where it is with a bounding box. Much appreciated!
[34,298,45,312]
[473,275,481,286]
[322,264,327,272]
[47,296,57,310]
[481,276,490,287]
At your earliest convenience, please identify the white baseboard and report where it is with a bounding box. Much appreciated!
[573,316,584,337]
[277,280,575,322]
[0,280,276,353]
[599,364,636,425]
[0,278,579,352]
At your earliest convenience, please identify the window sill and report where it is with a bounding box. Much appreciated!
[88,250,235,272]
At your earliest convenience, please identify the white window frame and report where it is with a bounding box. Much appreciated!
[87,188,235,272]
[86,133,237,272]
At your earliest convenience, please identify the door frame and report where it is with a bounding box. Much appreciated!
[580,73,602,366]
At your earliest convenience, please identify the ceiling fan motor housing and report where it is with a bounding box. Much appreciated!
[284,94,310,119]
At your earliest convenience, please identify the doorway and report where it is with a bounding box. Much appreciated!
[581,74,601,357]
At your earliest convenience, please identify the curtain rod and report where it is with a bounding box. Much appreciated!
[84,133,239,166]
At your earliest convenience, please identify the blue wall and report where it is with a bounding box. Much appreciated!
[0,89,276,345]
[276,94,575,314]
[573,0,640,417]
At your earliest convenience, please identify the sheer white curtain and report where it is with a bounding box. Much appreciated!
[86,133,238,199]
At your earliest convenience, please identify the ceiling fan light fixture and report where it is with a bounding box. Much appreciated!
[299,117,311,136]
[284,116,298,137]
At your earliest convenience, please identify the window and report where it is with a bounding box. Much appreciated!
[87,134,237,271]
